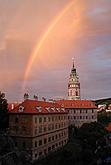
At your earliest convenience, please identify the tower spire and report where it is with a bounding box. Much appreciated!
[68,59,80,100]
[72,58,74,68]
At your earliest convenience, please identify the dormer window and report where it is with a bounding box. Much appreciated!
[56,108,60,112]
[51,107,55,111]
[18,106,24,112]
[36,106,42,112]
[46,107,50,112]
[61,108,65,111]
[61,104,64,107]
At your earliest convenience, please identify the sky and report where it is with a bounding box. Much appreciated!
[0,0,111,102]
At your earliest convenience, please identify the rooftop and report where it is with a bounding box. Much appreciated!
[9,99,67,114]
[56,100,97,109]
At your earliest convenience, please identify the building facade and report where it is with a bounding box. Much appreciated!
[56,100,97,127]
[9,99,68,160]
[68,60,80,100]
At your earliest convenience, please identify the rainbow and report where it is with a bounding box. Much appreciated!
[23,0,75,90]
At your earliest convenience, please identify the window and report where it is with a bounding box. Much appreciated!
[39,126,42,133]
[44,117,46,122]
[48,125,51,131]
[52,124,54,130]
[48,117,50,122]
[64,131,65,136]
[44,149,47,154]
[35,154,37,158]
[39,117,42,123]
[86,110,87,113]
[86,116,88,119]
[22,142,26,148]
[39,152,42,156]
[52,145,55,149]
[48,137,51,142]
[76,91,78,96]
[35,117,37,123]
[35,128,37,135]
[15,126,19,132]
[44,126,47,132]
[55,116,57,121]
[55,134,58,139]
[48,147,51,152]
[80,116,82,119]
[70,90,72,96]
[77,116,79,119]
[18,106,24,112]
[52,116,54,121]
[52,136,54,141]
[39,140,42,146]
[74,116,76,119]
[44,138,47,144]
[55,124,57,129]
[80,110,82,113]
[15,141,17,147]
[15,116,19,123]
[35,141,37,147]
[92,109,94,113]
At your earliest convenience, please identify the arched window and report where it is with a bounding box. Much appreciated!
[76,91,78,96]
[70,90,72,96]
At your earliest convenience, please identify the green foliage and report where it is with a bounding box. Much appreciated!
[76,122,107,153]
[95,98,111,106]
[98,111,111,127]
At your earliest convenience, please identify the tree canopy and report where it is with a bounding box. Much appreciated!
[0,91,8,130]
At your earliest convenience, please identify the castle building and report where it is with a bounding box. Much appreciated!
[56,100,97,127]
[68,60,80,100]
[9,99,68,160]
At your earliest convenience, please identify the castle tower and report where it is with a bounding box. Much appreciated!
[68,59,80,100]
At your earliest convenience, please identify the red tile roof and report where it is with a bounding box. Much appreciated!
[8,103,20,112]
[56,100,97,109]
[9,99,67,114]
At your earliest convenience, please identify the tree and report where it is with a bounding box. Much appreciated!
[98,111,111,127]
[0,91,8,131]
[76,122,108,154]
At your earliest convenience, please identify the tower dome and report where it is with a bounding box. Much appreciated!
[68,59,80,100]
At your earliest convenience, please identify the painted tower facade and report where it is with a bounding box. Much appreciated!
[68,60,80,100]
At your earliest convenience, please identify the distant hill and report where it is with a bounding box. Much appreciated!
[94,98,111,106]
